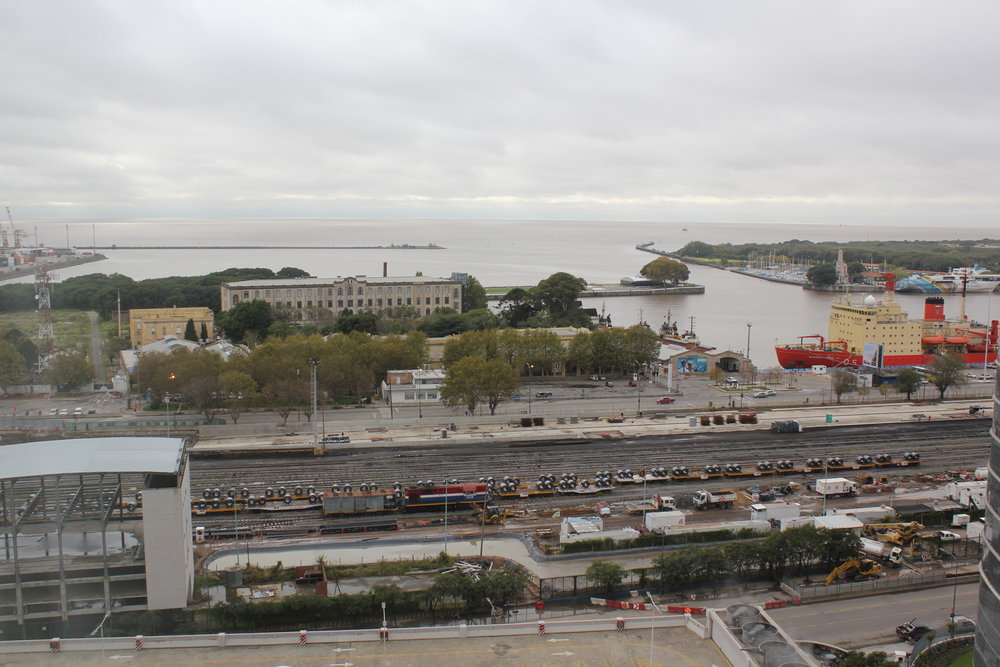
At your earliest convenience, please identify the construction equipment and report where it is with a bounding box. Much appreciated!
[477,503,524,525]
[860,537,903,565]
[824,558,883,585]
[863,522,924,546]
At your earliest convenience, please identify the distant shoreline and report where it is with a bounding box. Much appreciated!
[78,244,445,250]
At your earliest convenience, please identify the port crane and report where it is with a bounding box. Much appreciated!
[3,207,23,250]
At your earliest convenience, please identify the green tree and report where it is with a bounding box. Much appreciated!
[334,311,379,335]
[218,369,258,424]
[184,318,198,342]
[440,356,519,415]
[0,340,27,390]
[462,275,488,311]
[586,560,626,596]
[200,322,209,341]
[830,370,857,404]
[532,272,587,321]
[443,329,500,366]
[640,257,690,285]
[498,287,538,328]
[45,350,95,391]
[895,367,922,400]
[478,566,529,608]
[806,264,837,286]
[276,267,311,278]
[927,353,968,399]
[846,262,866,282]
[217,300,275,345]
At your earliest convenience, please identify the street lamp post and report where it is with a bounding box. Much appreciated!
[443,480,449,553]
[746,322,753,383]
[526,364,535,415]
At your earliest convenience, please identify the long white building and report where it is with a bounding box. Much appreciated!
[220,275,464,321]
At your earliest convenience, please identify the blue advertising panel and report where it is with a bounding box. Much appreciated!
[676,357,707,373]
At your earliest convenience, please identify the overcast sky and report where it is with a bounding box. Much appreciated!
[1,1,997,226]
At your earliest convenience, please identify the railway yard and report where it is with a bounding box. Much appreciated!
[2,401,992,546]
[180,415,990,539]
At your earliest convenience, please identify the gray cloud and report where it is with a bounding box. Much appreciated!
[1,0,998,225]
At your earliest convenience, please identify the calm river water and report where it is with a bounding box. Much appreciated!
[19,218,1000,367]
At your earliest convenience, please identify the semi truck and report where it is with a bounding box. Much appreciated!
[692,489,737,510]
[814,477,858,497]
[860,537,903,565]
[626,494,676,515]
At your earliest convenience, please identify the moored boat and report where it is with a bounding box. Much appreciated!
[775,286,998,369]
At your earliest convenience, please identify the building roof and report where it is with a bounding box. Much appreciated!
[224,276,459,288]
[0,437,185,479]
[813,515,864,530]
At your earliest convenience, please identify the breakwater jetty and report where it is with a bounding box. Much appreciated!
[0,253,106,283]
[487,283,705,301]
[81,244,445,250]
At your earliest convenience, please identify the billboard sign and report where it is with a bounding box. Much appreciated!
[862,342,883,369]
[677,357,708,373]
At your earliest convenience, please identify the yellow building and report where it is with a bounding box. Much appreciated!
[827,295,921,356]
[129,306,215,348]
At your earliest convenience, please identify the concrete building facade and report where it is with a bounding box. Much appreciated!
[973,373,1000,666]
[0,437,192,639]
[129,306,215,348]
[220,275,463,322]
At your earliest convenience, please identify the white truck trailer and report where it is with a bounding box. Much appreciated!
[643,510,687,533]
[814,477,858,497]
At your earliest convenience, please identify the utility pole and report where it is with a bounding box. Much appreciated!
[309,358,319,450]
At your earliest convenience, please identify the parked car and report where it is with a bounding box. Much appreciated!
[656,396,676,404]
[725,376,738,383]
[73,407,83,415]
[535,391,553,399]
[938,530,960,541]
[978,374,994,380]
[589,375,607,381]
[952,615,976,634]
[58,408,69,415]
[604,381,614,388]
[48,408,58,415]
[511,393,523,401]
[753,389,776,398]
[966,372,979,378]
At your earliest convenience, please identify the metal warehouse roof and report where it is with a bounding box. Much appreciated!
[0,437,185,479]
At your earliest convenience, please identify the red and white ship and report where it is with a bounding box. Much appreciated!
[775,279,997,369]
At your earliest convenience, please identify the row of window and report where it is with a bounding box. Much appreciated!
[402,391,438,400]
[231,296,451,310]
[239,286,460,299]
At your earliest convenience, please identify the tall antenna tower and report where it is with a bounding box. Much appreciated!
[35,267,55,371]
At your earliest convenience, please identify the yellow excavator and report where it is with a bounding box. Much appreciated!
[477,503,525,525]
[863,522,924,545]
[824,557,883,585]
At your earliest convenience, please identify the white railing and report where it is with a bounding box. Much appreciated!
[0,615,689,655]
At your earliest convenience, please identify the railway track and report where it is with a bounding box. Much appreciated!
[188,420,989,504]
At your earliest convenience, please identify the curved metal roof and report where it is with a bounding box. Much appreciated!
[0,437,185,479]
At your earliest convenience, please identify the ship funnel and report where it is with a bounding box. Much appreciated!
[924,297,945,321]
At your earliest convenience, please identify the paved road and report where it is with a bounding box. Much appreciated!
[769,582,979,650]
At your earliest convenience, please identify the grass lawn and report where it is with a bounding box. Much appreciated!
[1,309,97,351]
[484,286,528,294]
[949,650,973,667]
